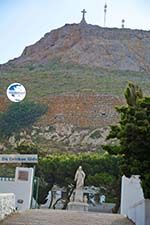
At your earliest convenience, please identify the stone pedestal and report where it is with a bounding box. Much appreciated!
[68,201,89,211]
[68,188,89,211]
[74,189,83,202]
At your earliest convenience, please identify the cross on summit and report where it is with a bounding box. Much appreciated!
[81,9,87,19]
[80,9,87,24]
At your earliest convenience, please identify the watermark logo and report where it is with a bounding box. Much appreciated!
[6,83,26,102]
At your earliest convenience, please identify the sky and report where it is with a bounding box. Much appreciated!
[0,0,150,64]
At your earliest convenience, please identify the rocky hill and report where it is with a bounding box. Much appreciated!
[0,22,150,152]
[6,22,150,73]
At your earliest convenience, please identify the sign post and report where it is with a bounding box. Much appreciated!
[0,154,38,164]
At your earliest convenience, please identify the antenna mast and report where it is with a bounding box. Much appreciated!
[104,3,107,27]
[122,19,125,28]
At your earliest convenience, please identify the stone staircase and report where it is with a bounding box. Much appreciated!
[0,209,135,225]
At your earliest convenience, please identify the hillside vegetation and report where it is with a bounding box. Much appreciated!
[0,60,150,100]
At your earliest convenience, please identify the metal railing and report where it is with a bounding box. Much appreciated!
[0,177,15,181]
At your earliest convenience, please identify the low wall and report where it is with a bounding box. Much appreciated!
[121,175,144,215]
[0,193,15,220]
[121,175,150,225]
[0,167,34,211]
[128,199,150,225]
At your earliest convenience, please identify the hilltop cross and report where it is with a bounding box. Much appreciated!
[80,9,87,24]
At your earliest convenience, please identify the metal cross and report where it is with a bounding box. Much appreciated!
[81,9,87,20]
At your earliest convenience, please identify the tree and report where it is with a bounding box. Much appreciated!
[36,152,120,206]
[87,172,117,203]
[104,82,150,198]
[0,101,47,139]
[124,81,143,106]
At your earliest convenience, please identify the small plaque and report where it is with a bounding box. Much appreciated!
[18,170,29,181]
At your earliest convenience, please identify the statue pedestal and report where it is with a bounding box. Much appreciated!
[68,201,89,211]
[68,189,89,211]
[74,189,83,202]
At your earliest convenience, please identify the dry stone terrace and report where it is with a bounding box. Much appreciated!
[0,209,135,225]
[0,94,123,128]
[40,94,123,127]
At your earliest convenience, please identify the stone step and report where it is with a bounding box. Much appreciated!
[0,209,134,225]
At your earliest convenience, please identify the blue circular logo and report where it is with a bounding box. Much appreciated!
[6,83,26,102]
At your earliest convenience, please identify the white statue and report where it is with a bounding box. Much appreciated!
[100,194,106,204]
[68,166,89,210]
[74,166,85,189]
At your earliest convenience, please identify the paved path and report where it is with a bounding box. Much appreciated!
[0,209,134,225]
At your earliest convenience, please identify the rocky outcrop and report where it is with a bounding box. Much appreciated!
[3,124,117,152]
[6,23,150,72]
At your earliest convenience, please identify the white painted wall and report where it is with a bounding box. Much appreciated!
[0,193,15,220]
[129,199,145,225]
[0,167,34,211]
[121,175,144,215]
[121,175,150,225]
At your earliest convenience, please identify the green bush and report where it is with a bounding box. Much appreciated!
[0,101,47,139]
